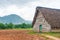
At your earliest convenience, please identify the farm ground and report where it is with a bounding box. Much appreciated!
[0,29,52,40]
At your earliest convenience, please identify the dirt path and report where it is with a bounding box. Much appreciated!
[0,30,48,40]
[42,34,60,40]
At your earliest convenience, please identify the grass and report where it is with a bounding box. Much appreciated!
[41,32,60,38]
[28,31,53,40]
[28,31,60,38]
[14,28,32,30]
[0,28,32,30]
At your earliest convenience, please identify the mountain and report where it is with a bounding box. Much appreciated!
[0,14,32,24]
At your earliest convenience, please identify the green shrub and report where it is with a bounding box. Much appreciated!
[0,23,32,29]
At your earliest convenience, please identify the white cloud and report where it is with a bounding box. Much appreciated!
[37,0,60,9]
[0,4,35,21]
[0,5,20,16]
[0,0,60,21]
[0,1,40,21]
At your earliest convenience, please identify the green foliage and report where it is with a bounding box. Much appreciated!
[0,23,6,29]
[0,23,32,29]
[15,23,32,28]
[6,23,14,29]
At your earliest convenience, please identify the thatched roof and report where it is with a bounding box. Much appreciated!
[32,7,60,29]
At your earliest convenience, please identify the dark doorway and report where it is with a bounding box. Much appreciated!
[39,24,42,32]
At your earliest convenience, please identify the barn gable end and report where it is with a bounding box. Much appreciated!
[33,7,60,32]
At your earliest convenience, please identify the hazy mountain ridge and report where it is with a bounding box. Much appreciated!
[0,14,32,24]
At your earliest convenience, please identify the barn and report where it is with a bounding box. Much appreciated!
[32,7,60,32]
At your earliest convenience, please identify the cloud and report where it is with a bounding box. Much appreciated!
[0,1,40,21]
[0,0,37,8]
[0,5,34,21]
[37,0,60,9]
[0,0,60,21]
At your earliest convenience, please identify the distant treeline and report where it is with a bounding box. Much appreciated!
[0,23,32,29]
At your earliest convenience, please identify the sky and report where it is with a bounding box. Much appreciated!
[0,0,60,21]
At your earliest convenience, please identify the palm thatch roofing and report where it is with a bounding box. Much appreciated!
[32,7,60,29]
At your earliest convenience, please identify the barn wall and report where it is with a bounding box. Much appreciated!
[33,10,51,32]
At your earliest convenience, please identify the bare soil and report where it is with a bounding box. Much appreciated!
[0,30,51,40]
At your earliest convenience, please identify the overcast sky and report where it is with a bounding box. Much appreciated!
[0,0,60,21]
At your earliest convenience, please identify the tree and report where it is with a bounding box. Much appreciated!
[6,23,14,29]
[21,23,26,28]
[0,23,6,29]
